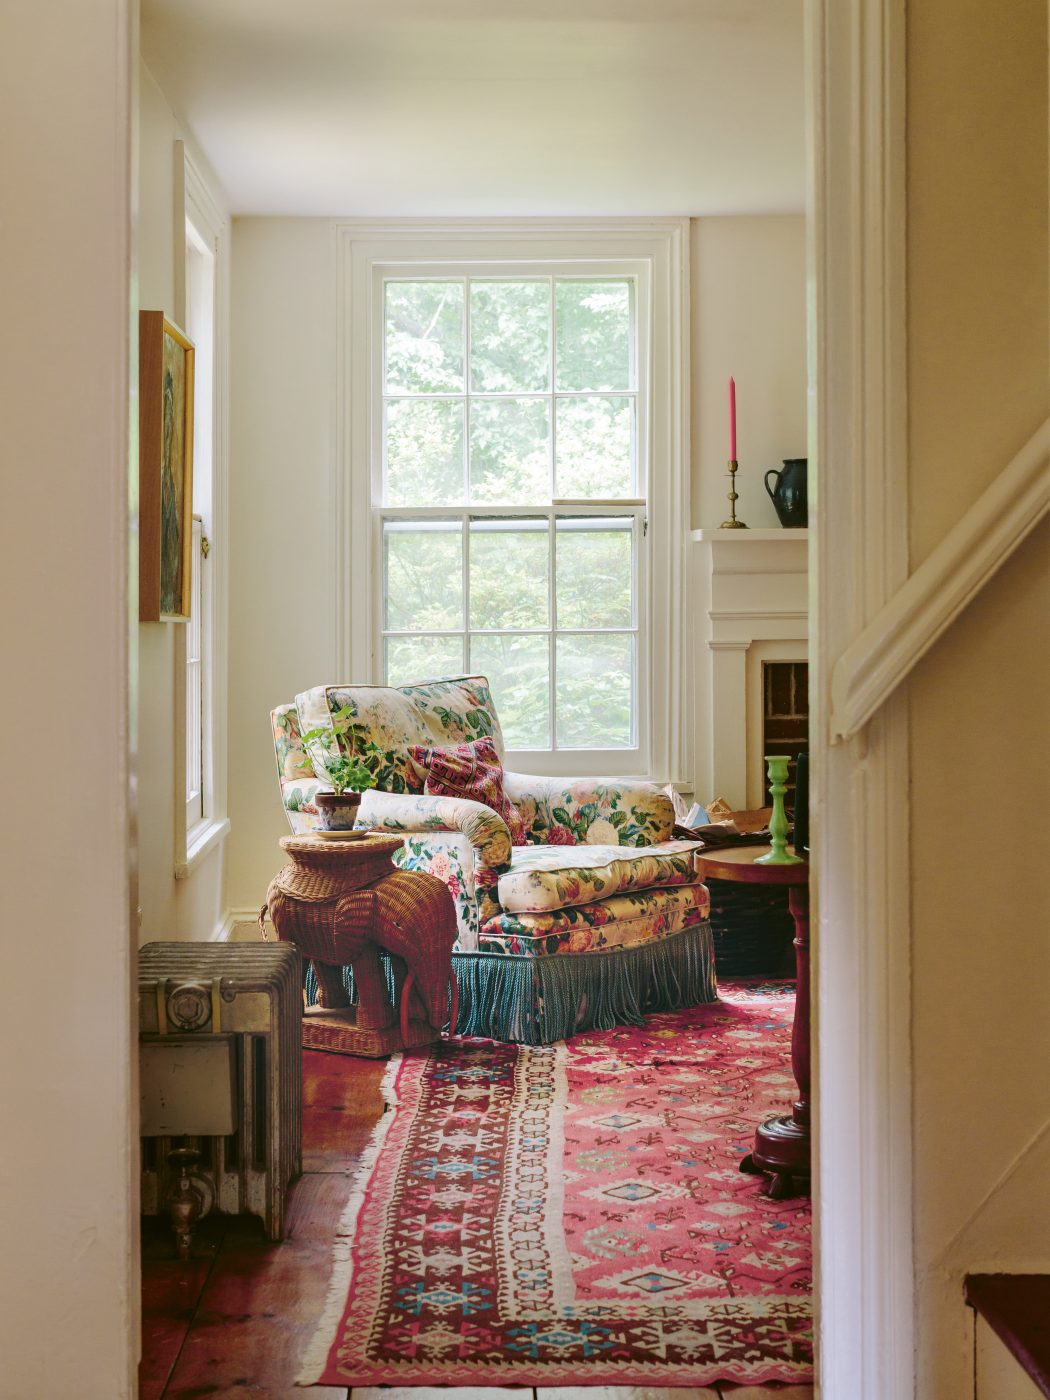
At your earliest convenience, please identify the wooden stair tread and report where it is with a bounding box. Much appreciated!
[966,1273,1050,1398]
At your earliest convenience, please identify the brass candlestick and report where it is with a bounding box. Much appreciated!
[720,459,748,528]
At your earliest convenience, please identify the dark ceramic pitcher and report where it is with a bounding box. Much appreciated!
[764,458,808,528]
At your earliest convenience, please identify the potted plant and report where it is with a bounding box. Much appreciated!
[299,706,378,831]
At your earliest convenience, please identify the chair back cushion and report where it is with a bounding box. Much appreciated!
[296,675,504,795]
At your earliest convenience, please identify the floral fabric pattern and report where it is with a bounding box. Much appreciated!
[393,833,480,951]
[479,883,711,957]
[408,736,526,846]
[296,676,504,796]
[281,778,324,832]
[504,773,675,848]
[272,705,323,832]
[497,839,703,914]
[357,790,512,871]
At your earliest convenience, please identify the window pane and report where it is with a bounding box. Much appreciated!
[385,281,463,393]
[555,395,633,498]
[555,280,632,392]
[469,398,550,504]
[385,399,464,506]
[470,280,550,392]
[556,518,633,629]
[386,634,465,687]
[556,633,634,748]
[470,634,550,748]
[385,522,463,631]
[469,520,548,631]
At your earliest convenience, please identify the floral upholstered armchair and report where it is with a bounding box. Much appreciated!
[271,675,716,1043]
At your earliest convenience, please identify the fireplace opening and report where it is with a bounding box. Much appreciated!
[762,660,809,813]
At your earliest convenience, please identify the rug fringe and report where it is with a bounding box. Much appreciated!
[452,919,717,1044]
[295,1052,405,1387]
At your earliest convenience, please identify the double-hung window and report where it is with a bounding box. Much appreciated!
[345,223,689,784]
[174,142,229,878]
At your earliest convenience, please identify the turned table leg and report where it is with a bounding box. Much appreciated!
[741,883,811,1197]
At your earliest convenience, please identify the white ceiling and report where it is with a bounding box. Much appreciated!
[141,0,805,218]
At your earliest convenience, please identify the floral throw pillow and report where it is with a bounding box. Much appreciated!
[408,736,527,847]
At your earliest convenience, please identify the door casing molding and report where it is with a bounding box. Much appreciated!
[807,0,915,1395]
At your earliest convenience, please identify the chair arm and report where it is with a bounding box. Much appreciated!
[504,773,675,847]
[358,790,513,870]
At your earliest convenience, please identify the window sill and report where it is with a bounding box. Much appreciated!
[175,816,230,881]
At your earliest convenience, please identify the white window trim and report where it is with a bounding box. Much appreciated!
[336,219,691,785]
[173,140,231,880]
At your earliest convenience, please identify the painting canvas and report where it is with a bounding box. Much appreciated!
[140,311,194,621]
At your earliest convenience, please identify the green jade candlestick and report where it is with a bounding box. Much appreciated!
[757,754,803,866]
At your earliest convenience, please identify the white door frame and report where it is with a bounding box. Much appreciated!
[808,0,915,1395]
[11,0,915,1392]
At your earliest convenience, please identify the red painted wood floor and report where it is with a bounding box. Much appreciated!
[140,1047,812,1400]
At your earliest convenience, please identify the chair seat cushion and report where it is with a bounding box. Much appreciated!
[496,838,703,914]
[479,882,711,957]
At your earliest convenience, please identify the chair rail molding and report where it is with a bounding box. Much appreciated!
[809,0,915,1396]
[830,418,1050,741]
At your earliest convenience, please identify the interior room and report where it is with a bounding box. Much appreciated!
[1,2,1047,1399]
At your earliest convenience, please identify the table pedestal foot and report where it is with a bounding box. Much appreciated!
[740,1113,810,1198]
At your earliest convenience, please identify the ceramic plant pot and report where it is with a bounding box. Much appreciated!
[314,791,362,831]
[764,458,808,528]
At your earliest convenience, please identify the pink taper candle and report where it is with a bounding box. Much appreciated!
[728,377,737,460]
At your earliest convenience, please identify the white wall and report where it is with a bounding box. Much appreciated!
[224,215,806,912]
[137,63,229,943]
[691,216,807,530]
[227,219,338,916]
[0,2,136,1393]
[905,0,1050,1393]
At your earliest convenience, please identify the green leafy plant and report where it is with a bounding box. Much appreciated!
[299,705,380,797]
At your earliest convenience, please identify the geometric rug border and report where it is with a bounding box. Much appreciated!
[298,986,813,1389]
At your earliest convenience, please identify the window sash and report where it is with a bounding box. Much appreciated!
[380,274,639,508]
[185,515,204,826]
[183,209,216,842]
[376,503,647,769]
[372,261,649,773]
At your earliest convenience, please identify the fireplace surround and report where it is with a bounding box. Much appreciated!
[690,528,809,809]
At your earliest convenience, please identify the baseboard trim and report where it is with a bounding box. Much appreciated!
[216,907,266,942]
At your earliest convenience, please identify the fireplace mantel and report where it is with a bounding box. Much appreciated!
[690,528,809,808]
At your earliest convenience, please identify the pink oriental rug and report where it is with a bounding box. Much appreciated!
[299,981,813,1389]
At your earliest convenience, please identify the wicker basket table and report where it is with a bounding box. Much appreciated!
[261,833,458,1057]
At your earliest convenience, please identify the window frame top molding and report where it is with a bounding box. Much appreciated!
[336,217,691,785]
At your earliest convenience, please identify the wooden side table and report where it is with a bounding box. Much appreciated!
[694,843,810,1198]
[262,833,458,1058]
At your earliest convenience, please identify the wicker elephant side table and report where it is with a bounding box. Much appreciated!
[261,833,458,1057]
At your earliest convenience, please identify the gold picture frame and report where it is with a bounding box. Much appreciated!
[139,310,194,621]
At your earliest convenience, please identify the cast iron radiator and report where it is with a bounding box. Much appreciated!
[138,941,302,1241]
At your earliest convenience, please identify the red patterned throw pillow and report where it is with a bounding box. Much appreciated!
[408,736,527,846]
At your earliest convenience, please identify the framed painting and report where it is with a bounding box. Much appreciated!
[139,310,195,621]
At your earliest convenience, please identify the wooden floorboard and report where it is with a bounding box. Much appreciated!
[138,1214,223,1400]
[301,1048,387,1172]
[538,1388,721,1399]
[354,1391,532,1400]
[717,1388,814,1399]
[160,1175,353,1398]
[149,1051,382,1398]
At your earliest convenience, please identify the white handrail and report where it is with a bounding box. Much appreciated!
[831,419,1050,741]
